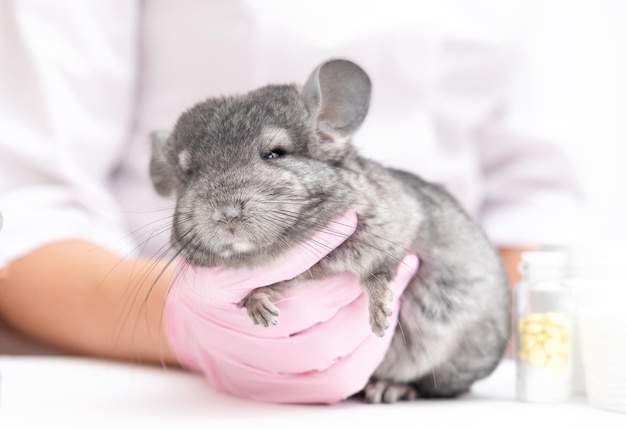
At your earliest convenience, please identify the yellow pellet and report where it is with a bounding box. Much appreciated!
[525,323,544,334]
[517,312,571,368]
[544,325,562,338]
[543,338,562,355]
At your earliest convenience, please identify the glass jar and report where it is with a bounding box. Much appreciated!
[514,251,575,402]
[563,243,626,413]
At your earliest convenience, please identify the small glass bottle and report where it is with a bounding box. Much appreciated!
[514,251,575,402]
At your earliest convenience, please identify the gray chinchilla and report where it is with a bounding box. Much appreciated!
[150,59,510,403]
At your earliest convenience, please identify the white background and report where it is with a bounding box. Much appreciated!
[512,1,626,243]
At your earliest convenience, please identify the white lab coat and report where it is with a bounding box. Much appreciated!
[0,0,582,269]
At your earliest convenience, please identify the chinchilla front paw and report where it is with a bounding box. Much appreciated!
[238,288,280,327]
[368,287,393,337]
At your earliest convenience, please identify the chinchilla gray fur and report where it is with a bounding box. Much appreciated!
[150,59,510,403]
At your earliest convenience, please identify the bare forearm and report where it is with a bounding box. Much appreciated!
[499,247,537,289]
[0,240,179,366]
[0,242,532,364]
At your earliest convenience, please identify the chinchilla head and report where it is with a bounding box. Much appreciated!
[150,59,372,267]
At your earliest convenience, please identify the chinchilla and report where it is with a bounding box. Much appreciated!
[150,59,510,402]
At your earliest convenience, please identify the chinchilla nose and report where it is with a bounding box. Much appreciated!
[214,203,244,234]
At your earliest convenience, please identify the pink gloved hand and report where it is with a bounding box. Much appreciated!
[164,211,419,404]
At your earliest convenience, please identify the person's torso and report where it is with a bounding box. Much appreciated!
[112,0,521,257]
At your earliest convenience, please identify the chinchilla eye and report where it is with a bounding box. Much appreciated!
[181,167,194,179]
[263,149,286,160]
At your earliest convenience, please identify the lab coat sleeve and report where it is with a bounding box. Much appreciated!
[472,41,584,248]
[0,1,140,266]
[432,38,583,248]
[475,113,584,248]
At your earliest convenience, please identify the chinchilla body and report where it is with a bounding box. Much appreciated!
[150,59,510,402]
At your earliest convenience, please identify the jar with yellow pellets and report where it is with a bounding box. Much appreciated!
[515,251,575,402]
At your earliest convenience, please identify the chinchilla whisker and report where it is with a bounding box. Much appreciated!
[114,228,197,350]
[124,213,177,240]
[96,214,183,298]
[251,211,410,284]
[270,207,414,258]
[396,310,408,346]
[262,199,397,217]
[296,236,338,260]
[258,213,350,254]
[135,240,180,286]
[252,213,345,260]
[309,198,397,212]
[109,213,190,277]
[128,215,197,286]
[130,224,174,259]
[125,232,199,364]
[289,237,368,277]
[267,212,414,270]
[92,216,177,274]
[158,235,203,306]
[145,234,198,344]
[260,199,309,205]
[263,210,412,269]
[402,307,437,383]
[104,205,176,215]
[259,210,331,233]
[412,269,458,313]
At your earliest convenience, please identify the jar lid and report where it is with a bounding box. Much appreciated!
[520,251,568,267]
[518,251,567,280]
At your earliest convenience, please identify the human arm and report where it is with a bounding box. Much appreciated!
[0,209,419,406]
[499,247,538,289]
[0,211,371,369]
[0,240,178,364]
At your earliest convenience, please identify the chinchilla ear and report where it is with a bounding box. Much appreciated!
[149,130,179,197]
[302,59,371,144]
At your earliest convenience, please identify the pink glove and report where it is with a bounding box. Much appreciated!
[164,211,418,404]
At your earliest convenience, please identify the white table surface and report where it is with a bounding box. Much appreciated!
[0,356,623,429]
